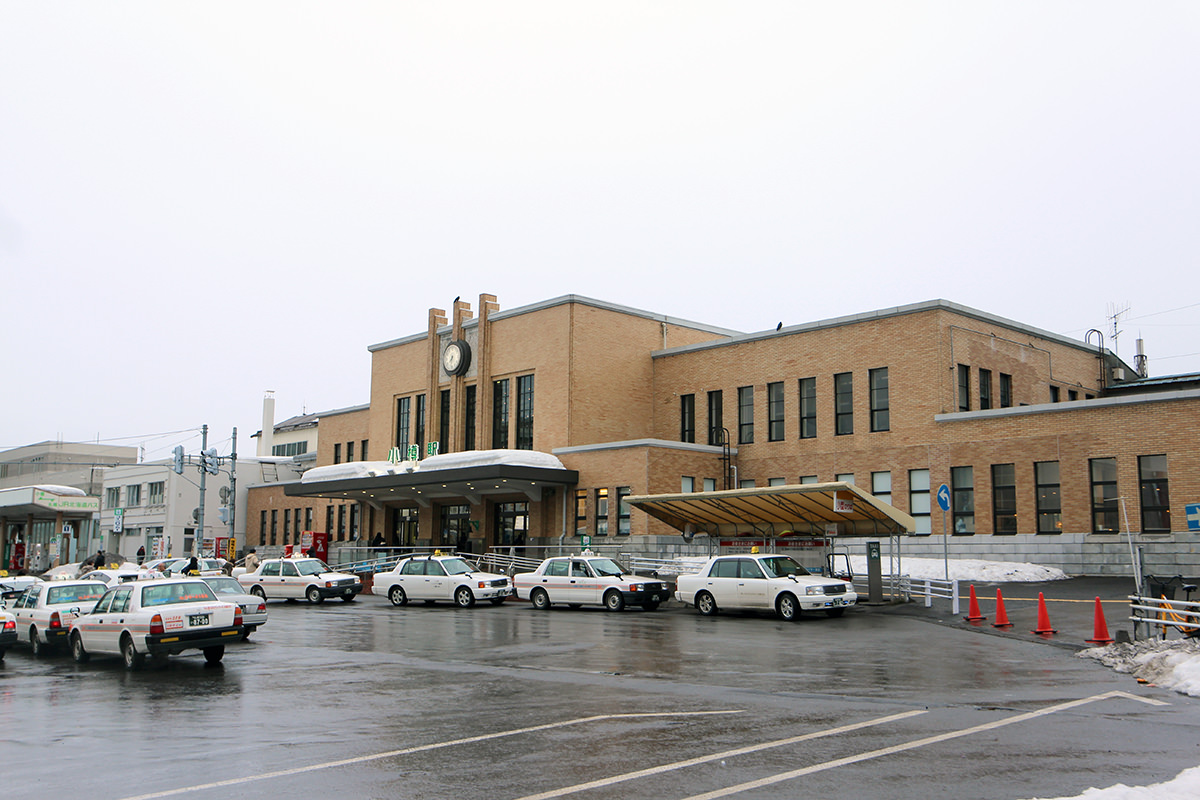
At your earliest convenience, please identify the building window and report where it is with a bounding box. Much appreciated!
[516,375,535,450]
[273,441,308,457]
[799,377,816,439]
[1090,458,1119,533]
[1049,386,1060,403]
[106,487,121,509]
[1035,461,1062,534]
[951,466,974,534]
[800,475,819,484]
[737,386,754,444]
[768,477,786,486]
[305,507,313,532]
[871,471,891,505]
[260,510,267,546]
[125,484,141,507]
[415,394,426,452]
[680,394,696,443]
[1068,389,1078,401]
[284,509,291,543]
[361,440,368,461]
[148,481,164,506]
[333,443,342,464]
[439,389,451,454]
[957,364,971,412]
[575,490,587,535]
[707,390,724,445]
[350,504,360,541]
[869,368,889,432]
[347,441,355,462]
[992,464,1017,535]
[834,372,853,435]
[617,487,632,536]
[1139,455,1171,532]
[703,478,716,491]
[325,506,334,539]
[999,373,1013,408]
[595,488,609,536]
[979,369,993,410]
[682,476,694,492]
[764,382,784,441]
[396,397,411,450]
[270,510,278,546]
[464,385,477,451]
[337,505,347,541]
[493,379,510,449]
[836,472,855,484]
[739,479,756,488]
[909,469,931,535]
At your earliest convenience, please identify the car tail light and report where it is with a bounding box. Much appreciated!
[2,618,14,632]
[150,614,164,635]
[234,608,243,627]
[254,603,265,614]
[49,611,62,629]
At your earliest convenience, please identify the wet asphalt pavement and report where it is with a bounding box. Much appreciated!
[3,579,1198,800]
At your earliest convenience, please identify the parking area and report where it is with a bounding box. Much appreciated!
[3,587,1198,799]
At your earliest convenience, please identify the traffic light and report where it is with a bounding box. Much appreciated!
[172,445,185,475]
[202,448,220,475]
[217,506,229,524]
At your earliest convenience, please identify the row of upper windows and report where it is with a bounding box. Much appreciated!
[574,487,633,536]
[955,364,1097,412]
[679,369,890,445]
[332,440,369,464]
[669,454,1170,535]
[394,375,535,456]
[272,441,309,457]
[105,482,165,509]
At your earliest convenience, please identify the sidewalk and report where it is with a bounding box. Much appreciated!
[871,576,1141,651]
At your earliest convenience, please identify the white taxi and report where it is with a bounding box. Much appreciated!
[0,608,16,660]
[237,557,362,604]
[674,553,857,621]
[513,553,667,611]
[68,578,243,669]
[373,554,512,608]
[9,580,108,655]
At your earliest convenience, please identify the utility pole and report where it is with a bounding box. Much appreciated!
[228,427,237,558]
[197,424,208,557]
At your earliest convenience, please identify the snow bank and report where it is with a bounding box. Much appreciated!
[850,555,1069,583]
[1080,639,1200,698]
[1021,765,1200,799]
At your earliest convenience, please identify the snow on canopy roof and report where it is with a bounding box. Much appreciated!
[300,449,566,484]
[28,485,88,496]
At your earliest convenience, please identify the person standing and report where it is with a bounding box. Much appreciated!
[92,549,106,569]
[244,547,260,572]
[136,545,146,564]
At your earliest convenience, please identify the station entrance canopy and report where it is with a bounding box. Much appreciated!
[0,485,100,520]
[284,449,579,506]
[626,482,915,539]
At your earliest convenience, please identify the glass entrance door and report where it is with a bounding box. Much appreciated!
[494,502,529,553]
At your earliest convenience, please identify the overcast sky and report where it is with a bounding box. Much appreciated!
[3,2,1198,460]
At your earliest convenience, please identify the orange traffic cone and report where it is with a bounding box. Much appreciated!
[964,585,986,623]
[1086,597,1115,645]
[993,589,1013,628]
[1031,592,1057,636]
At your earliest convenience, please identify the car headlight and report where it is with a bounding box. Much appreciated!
[628,584,639,592]
[805,586,823,595]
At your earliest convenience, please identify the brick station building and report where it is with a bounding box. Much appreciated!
[244,293,1200,576]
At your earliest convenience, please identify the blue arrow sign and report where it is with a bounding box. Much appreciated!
[1187,503,1200,531]
[937,484,951,512]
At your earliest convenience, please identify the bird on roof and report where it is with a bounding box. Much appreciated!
[453,295,460,303]
[776,322,783,331]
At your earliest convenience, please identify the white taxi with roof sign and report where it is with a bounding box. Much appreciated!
[513,552,667,611]
[674,553,857,621]
[237,557,362,604]
[373,553,512,608]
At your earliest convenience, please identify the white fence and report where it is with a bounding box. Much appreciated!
[1129,595,1200,639]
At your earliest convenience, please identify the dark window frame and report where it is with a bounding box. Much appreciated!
[1138,454,1171,532]
[834,372,853,436]
[737,386,754,444]
[869,367,889,432]
[767,382,784,442]
[951,465,975,535]
[799,377,816,439]
[680,394,696,443]
[1090,457,1119,533]
[992,463,1017,535]
[1035,461,1062,534]
[707,390,724,445]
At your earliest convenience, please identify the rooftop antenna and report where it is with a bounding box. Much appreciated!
[1135,336,1148,378]
[1107,302,1130,358]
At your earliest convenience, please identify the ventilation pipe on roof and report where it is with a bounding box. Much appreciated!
[259,391,276,457]
[1135,338,1148,378]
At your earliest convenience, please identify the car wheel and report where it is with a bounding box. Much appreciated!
[388,586,408,607]
[0,647,5,660]
[150,653,169,670]
[826,607,846,618]
[489,597,506,606]
[696,591,718,616]
[777,593,800,622]
[203,645,225,665]
[531,588,551,610]
[455,587,476,608]
[306,586,324,604]
[71,632,89,663]
[250,585,266,600]
[604,590,626,612]
[30,627,44,656]
[121,635,145,670]
[341,594,356,603]
[641,601,661,612]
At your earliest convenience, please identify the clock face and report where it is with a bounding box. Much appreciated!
[442,340,470,375]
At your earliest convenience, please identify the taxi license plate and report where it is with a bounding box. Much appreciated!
[189,614,209,626]
[651,594,660,601]
[344,588,353,595]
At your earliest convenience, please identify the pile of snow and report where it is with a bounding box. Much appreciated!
[850,555,1069,583]
[302,449,568,483]
[1080,638,1200,697]
[1022,765,1200,799]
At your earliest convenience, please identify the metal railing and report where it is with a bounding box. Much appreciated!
[1129,595,1200,639]
[847,574,959,614]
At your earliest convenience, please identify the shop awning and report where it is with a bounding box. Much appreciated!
[626,482,915,538]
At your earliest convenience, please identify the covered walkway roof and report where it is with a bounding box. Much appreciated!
[626,482,915,538]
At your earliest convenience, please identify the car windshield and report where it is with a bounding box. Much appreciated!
[141,582,218,607]
[204,578,243,595]
[586,558,627,577]
[440,558,475,575]
[759,556,810,578]
[47,584,106,605]
[294,559,330,576]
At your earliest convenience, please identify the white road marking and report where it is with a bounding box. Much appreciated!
[113,710,743,800]
[511,708,929,800]
[682,691,1168,800]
